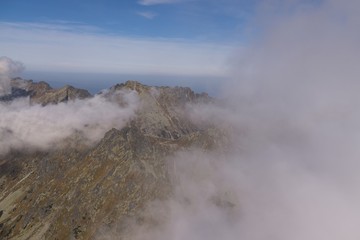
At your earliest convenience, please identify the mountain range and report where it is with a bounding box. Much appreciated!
[0,78,229,239]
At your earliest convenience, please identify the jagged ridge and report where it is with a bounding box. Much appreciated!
[0,79,227,239]
[0,78,91,105]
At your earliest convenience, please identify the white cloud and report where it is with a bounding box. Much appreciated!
[0,22,232,77]
[0,90,139,155]
[0,56,24,96]
[137,11,158,19]
[138,0,181,6]
[101,0,360,239]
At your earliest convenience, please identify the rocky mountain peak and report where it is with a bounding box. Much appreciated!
[0,78,92,105]
[30,82,92,105]
[0,79,225,240]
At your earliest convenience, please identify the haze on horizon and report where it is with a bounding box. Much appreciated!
[1,0,247,90]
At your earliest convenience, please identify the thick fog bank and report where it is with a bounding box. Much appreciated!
[124,1,360,239]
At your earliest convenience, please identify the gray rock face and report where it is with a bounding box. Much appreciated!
[0,80,226,239]
[110,80,212,140]
[0,78,92,105]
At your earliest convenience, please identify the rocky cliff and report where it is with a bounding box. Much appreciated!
[0,79,227,239]
[0,78,91,105]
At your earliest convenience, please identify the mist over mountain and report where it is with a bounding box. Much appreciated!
[0,76,225,239]
[1,1,360,240]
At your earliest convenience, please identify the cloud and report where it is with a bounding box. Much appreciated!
[0,57,24,96]
[137,11,158,19]
[0,89,139,156]
[138,0,181,6]
[106,0,360,239]
[0,22,232,77]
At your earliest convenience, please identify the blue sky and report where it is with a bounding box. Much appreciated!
[0,0,260,91]
[8,0,340,92]
[0,0,254,40]
[0,0,332,93]
[0,0,326,92]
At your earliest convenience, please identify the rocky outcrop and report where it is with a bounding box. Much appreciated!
[109,80,212,140]
[0,78,92,105]
[30,84,91,105]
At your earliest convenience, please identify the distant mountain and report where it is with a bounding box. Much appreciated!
[0,78,91,105]
[0,79,227,239]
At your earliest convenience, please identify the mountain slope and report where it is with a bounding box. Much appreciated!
[0,78,91,105]
[0,79,226,239]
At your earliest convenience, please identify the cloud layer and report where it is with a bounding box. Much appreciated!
[137,11,158,19]
[120,0,360,239]
[138,0,181,6]
[0,89,139,156]
[0,22,231,77]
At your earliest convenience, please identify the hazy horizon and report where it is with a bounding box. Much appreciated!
[22,70,225,96]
